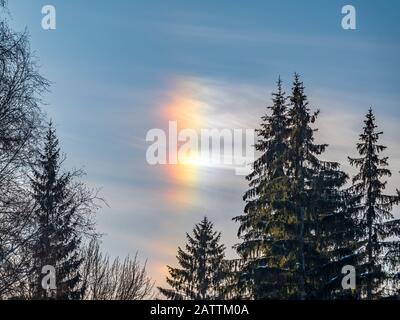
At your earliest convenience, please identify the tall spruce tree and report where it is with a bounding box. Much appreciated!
[158,217,226,300]
[29,123,83,299]
[235,74,355,299]
[285,74,357,299]
[234,77,294,299]
[348,109,400,299]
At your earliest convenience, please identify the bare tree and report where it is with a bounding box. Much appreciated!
[81,239,154,300]
[0,8,48,297]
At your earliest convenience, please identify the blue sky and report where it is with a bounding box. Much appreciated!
[6,0,400,287]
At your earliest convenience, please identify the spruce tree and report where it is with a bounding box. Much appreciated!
[285,74,355,299]
[29,123,83,299]
[234,77,294,299]
[235,74,355,299]
[348,109,400,299]
[158,217,226,300]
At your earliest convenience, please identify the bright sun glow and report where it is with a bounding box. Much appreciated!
[157,78,206,210]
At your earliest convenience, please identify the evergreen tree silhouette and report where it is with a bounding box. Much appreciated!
[158,217,226,300]
[348,109,400,299]
[29,123,83,299]
[234,77,294,299]
[235,75,356,299]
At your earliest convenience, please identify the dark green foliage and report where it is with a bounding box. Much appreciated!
[234,76,294,299]
[234,74,358,299]
[29,123,83,300]
[348,109,400,299]
[284,74,357,299]
[158,217,226,300]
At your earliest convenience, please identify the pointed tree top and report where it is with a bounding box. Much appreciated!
[292,73,305,91]
[276,76,283,94]
[366,108,375,120]
[363,108,378,129]
[199,216,214,230]
[45,120,57,141]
